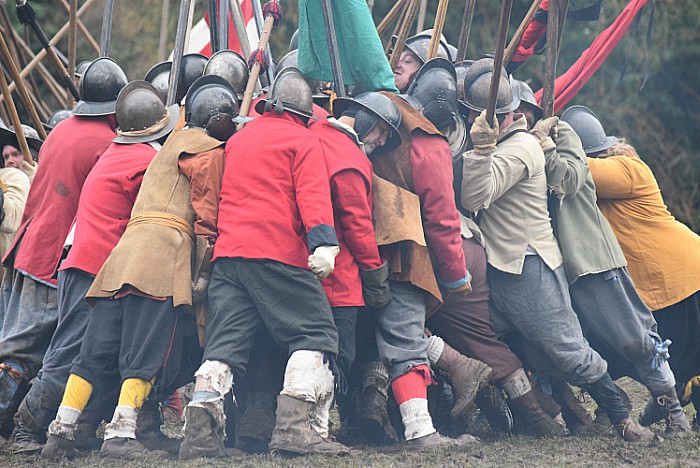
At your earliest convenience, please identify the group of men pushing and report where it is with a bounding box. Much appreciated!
[0,27,695,462]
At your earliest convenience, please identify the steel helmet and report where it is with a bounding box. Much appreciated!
[254,67,314,120]
[185,75,252,141]
[460,58,518,115]
[73,57,128,116]
[113,80,179,144]
[561,105,616,155]
[204,50,249,95]
[333,92,402,153]
[407,58,458,131]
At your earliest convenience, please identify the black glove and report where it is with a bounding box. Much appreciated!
[359,263,392,308]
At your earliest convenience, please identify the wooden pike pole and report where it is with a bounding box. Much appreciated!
[67,0,77,108]
[229,0,252,59]
[158,0,171,62]
[504,0,543,65]
[541,0,568,117]
[455,0,477,62]
[416,0,427,33]
[59,0,100,53]
[7,0,99,95]
[485,0,513,125]
[0,32,47,139]
[376,0,408,37]
[388,0,420,70]
[427,0,450,61]
[238,2,281,119]
[0,68,34,165]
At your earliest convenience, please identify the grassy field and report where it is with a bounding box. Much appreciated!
[1,378,698,467]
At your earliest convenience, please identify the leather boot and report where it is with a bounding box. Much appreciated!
[179,402,226,460]
[614,418,656,442]
[406,432,479,449]
[9,417,45,454]
[136,398,181,454]
[269,394,349,456]
[235,391,277,453]
[100,437,169,460]
[653,388,692,436]
[639,396,665,427]
[41,434,79,461]
[573,406,612,437]
[550,379,593,433]
[508,390,567,437]
[358,362,398,444]
[433,343,492,421]
[475,384,513,434]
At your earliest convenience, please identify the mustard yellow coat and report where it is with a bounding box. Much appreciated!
[589,155,700,310]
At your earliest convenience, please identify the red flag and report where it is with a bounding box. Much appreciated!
[535,0,649,113]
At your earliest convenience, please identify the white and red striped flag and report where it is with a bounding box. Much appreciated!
[185,0,258,57]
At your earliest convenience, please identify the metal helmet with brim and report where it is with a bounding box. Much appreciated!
[460,58,518,115]
[204,50,249,96]
[561,105,616,155]
[73,57,128,116]
[254,67,315,120]
[333,92,402,153]
[407,57,458,131]
[113,80,179,144]
[185,75,252,141]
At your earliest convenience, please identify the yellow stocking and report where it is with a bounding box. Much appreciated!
[60,374,94,411]
[117,378,154,409]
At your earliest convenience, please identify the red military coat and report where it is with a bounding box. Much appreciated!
[59,142,157,276]
[309,115,383,307]
[3,115,117,286]
[214,111,337,269]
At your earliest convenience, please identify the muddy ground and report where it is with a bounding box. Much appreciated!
[1,378,698,467]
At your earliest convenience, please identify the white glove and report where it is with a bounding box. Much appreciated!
[192,276,209,303]
[308,245,340,280]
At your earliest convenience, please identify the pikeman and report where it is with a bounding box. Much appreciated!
[408,59,565,437]
[393,30,453,92]
[459,59,654,442]
[0,58,127,441]
[42,76,245,461]
[179,67,348,459]
[15,81,178,457]
[333,91,478,448]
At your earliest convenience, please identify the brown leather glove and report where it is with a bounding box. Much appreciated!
[469,110,499,156]
[530,116,559,142]
[359,263,392,308]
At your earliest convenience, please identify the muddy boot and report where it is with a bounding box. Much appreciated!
[406,431,479,449]
[614,418,656,442]
[573,406,613,437]
[9,418,45,454]
[550,379,593,433]
[179,402,227,460]
[639,396,665,427]
[653,388,692,436]
[427,337,492,421]
[269,394,349,456]
[235,391,276,453]
[100,437,169,460]
[475,384,513,433]
[136,398,181,454]
[532,386,562,419]
[358,362,398,444]
[508,390,567,437]
[73,399,106,453]
[41,434,79,461]
[41,407,81,461]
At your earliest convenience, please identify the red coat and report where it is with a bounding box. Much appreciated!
[410,133,468,285]
[3,115,117,286]
[214,111,337,269]
[309,116,383,307]
[59,143,157,276]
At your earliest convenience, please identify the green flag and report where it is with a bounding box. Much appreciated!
[298,0,398,94]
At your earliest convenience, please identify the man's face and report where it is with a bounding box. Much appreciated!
[362,119,391,156]
[2,145,23,169]
[394,50,421,92]
[517,104,536,130]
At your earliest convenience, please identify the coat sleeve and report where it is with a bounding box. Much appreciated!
[178,147,226,243]
[410,133,468,285]
[587,156,635,199]
[461,149,530,212]
[0,169,31,235]
[544,122,589,197]
[292,138,338,252]
[331,169,383,270]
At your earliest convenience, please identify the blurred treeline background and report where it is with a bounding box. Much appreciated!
[3,0,699,230]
